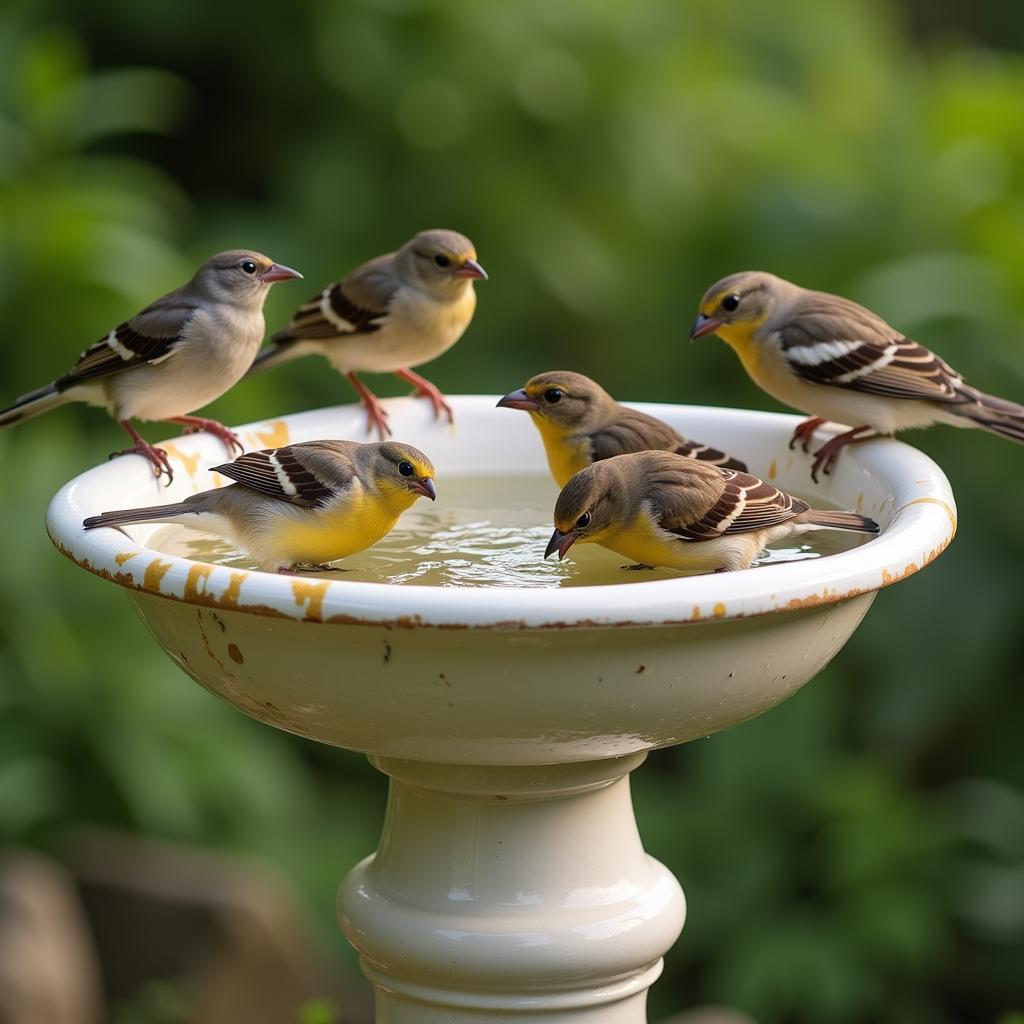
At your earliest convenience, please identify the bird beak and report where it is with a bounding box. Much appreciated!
[261,263,304,284]
[544,528,578,561]
[496,388,540,412]
[455,258,488,280]
[689,313,722,340]
[410,478,437,501]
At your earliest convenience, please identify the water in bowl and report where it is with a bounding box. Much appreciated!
[150,475,871,588]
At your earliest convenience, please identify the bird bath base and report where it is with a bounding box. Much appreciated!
[47,397,956,1022]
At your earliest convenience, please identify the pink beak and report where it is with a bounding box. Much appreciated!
[455,258,488,280]
[410,478,437,501]
[690,313,722,340]
[261,262,304,284]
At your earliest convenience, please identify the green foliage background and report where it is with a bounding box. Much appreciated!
[1,1,1023,1020]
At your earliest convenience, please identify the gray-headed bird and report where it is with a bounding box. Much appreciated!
[497,370,747,487]
[691,270,1024,481]
[545,451,878,573]
[250,229,486,438]
[83,440,436,573]
[0,251,302,481]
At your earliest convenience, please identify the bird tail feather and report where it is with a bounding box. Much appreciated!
[0,383,67,428]
[798,510,879,534]
[83,501,202,531]
[245,341,303,378]
[950,385,1024,444]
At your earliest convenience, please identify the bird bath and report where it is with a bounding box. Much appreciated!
[47,396,956,1023]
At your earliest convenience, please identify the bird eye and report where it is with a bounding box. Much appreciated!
[721,293,740,313]
[398,461,415,477]
[575,511,592,529]
[240,260,258,275]
[544,389,564,404]
[433,254,451,268]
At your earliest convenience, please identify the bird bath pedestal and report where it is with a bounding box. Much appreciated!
[47,397,956,1023]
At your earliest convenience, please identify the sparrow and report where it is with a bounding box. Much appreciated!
[0,250,302,481]
[691,270,1024,481]
[82,440,436,573]
[497,370,747,486]
[545,451,878,573]
[249,229,486,438]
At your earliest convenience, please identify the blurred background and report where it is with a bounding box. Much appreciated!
[1,0,1024,1021]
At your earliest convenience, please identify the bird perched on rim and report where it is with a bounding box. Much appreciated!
[497,370,747,486]
[248,229,487,439]
[690,271,1024,482]
[545,451,878,573]
[0,251,302,482]
[82,440,436,573]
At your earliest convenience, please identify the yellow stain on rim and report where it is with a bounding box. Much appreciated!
[767,459,777,479]
[712,602,727,618]
[184,563,215,600]
[143,558,173,592]
[161,442,201,478]
[292,579,330,622]
[114,552,139,566]
[255,420,290,449]
[897,496,957,537]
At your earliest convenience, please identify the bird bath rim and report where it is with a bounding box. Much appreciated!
[45,395,956,629]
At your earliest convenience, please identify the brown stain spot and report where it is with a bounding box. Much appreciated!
[114,552,139,566]
[195,609,228,673]
[255,420,290,449]
[184,563,215,601]
[881,562,919,586]
[161,442,201,478]
[143,558,173,592]
[767,459,777,479]
[292,579,330,622]
[227,643,244,664]
[635,665,646,674]
[690,605,702,621]
[898,496,957,537]
[712,602,727,618]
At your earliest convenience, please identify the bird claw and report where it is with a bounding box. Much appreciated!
[808,425,876,484]
[170,416,244,455]
[363,400,392,440]
[109,441,174,483]
[395,368,454,424]
[789,417,827,453]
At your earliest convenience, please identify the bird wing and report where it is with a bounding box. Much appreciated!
[212,442,355,508]
[272,255,397,343]
[658,470,808,541]
[55,297,192,390]
[590,407,747,471]
[777,295,963,403]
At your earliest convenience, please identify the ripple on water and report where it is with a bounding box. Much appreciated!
[148,476,869,588]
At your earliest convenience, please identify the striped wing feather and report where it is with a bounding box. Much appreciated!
[213,443,349,507]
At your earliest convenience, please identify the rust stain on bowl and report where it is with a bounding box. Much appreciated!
[143,558,173,591]
[161,442,200,478]
[227,642,244,664]
[114,552,139,566]
[712,602,727,618]
[255,420,290,449]
[292,579,330,622]
[881,562,919,586]
[767,459,777,479]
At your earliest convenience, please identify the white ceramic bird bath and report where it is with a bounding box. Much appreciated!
[47,396,956,1023]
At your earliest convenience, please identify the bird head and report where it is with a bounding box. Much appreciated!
[399,229,487,296]
[372,442,437,506]
[496,370,611,431]
[545,461,627,560]
[195,250,303,306]
[690,271,785,345]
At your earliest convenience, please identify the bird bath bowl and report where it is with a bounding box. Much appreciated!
[47,396,956,1023]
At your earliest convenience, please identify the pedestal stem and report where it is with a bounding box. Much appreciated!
[339,753,685,1023]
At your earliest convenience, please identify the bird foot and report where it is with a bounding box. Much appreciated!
[169,416,244,455]
[809,425,876,483]
[345,372,392,439]
[395,368,454,423]
[789,417,827,453]
[109,440,174,482]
